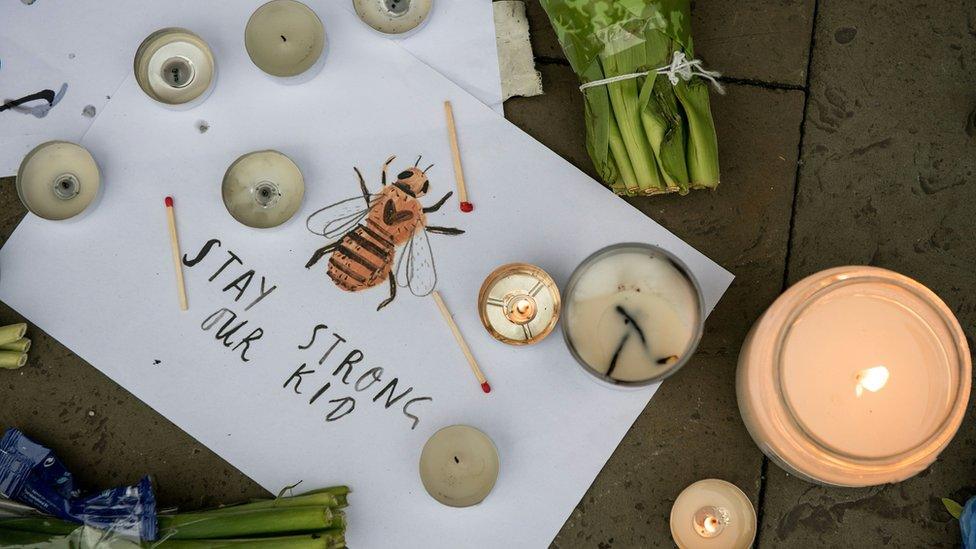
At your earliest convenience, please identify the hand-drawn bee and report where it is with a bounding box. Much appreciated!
[305,155,464,310]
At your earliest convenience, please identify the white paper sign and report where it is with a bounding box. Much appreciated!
[0,4,731,547]
[0,0,502,175]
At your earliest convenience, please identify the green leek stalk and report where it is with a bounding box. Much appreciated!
[0,324,26,347]
[0,338,31,352]
[209,492,340,514]
[0,351,27,369]
[674,79,720,188]
[150,531,345,549]
[0,527,62,546]
[157,507,334,540]
[0,517,76,535]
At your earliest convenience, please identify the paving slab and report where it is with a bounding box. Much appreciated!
[508,64,806,545]
[523,0,815,86]
[759,0,976,547]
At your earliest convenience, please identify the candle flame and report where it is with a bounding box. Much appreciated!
[855,365,890,397]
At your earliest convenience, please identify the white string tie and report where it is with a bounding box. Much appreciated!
[578,52,725,94]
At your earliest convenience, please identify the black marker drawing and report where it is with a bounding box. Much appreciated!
[305,155,464,311]
[1,83,67,118]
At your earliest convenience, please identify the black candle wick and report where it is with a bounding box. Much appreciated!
[606,306,653,378]
[606,332,630,377]
[615,305,647,345]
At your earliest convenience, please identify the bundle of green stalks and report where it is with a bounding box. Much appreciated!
[0,323,30,370]
[539,0,720,196]
[0,486,349,549]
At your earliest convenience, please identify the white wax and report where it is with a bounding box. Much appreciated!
[245,0,325,78]
[566,250,700,382]
[419,425,499,507]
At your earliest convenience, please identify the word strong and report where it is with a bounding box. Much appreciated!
[183,238,278,362]
[285,323,434,430]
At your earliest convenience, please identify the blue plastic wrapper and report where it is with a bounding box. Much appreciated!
[0,428,157,541]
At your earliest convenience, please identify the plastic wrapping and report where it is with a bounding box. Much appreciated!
[539,0,720,196]
[0,429,157,546]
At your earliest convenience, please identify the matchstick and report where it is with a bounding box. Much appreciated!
[164,196,188,311]
[431,291,491,394]
[443,101,473,213]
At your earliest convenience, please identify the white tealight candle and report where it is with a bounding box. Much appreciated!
[222,150,305,229]
[16,141,100,221]
[563,243,704,385]
[353,0,433,36]
[134,28,215,106]
[245,0,326,78]
[670,479,756,549]
[737,266,971,486]
[419,425,499,508]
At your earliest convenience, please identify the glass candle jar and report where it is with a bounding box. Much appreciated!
[737,266,971,486]
[562,243,705,386]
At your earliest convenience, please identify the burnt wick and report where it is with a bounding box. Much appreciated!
[615,305,647,344]
[280,35,287,42]
[606,332,630,377]
[453,456,460,464]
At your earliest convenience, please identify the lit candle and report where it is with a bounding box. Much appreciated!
[134,28,215,106]
[478,263,561,346]
[670,479,756,549]
[737,266,971,486]
[353,0,433,36]
[16,141,100,221]
[419,425,499,507]
[562,243,704,385]
[245,0,326,78]
[222,150,305,229]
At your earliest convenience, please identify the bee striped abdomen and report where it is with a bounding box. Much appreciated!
[328,222,395,292]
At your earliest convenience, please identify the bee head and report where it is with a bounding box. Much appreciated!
[394,157,433,197]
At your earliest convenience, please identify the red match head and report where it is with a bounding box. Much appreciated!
[460,201,474,213]
[165,196,174,207]
[481,381,491,394]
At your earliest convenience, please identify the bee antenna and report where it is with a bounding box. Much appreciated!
[423,163,435,174]
[414,155,423,167]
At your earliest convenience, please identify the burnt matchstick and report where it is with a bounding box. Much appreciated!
[443,101,473,213]
[431,291,491,394]
[164,196,188,311]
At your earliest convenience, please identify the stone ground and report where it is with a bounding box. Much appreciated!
[1,0,974,547]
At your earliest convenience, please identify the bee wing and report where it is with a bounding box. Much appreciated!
[396,227,437,297]
[306,196,373,243]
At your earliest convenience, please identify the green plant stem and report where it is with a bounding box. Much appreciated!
[209,493,340,515]
[0,517,78,535]
[674,80,720,188]
[157,507,334,540]
[148,531,344,549]
[0,338,30,352]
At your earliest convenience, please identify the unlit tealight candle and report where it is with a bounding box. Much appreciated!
[134,28,215,106]
[222,150,305,229]
[353,0,432,36]
[563,243,704,385]
[16,141,100,221]
[419,425,499,507]
[246,0,326,78]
